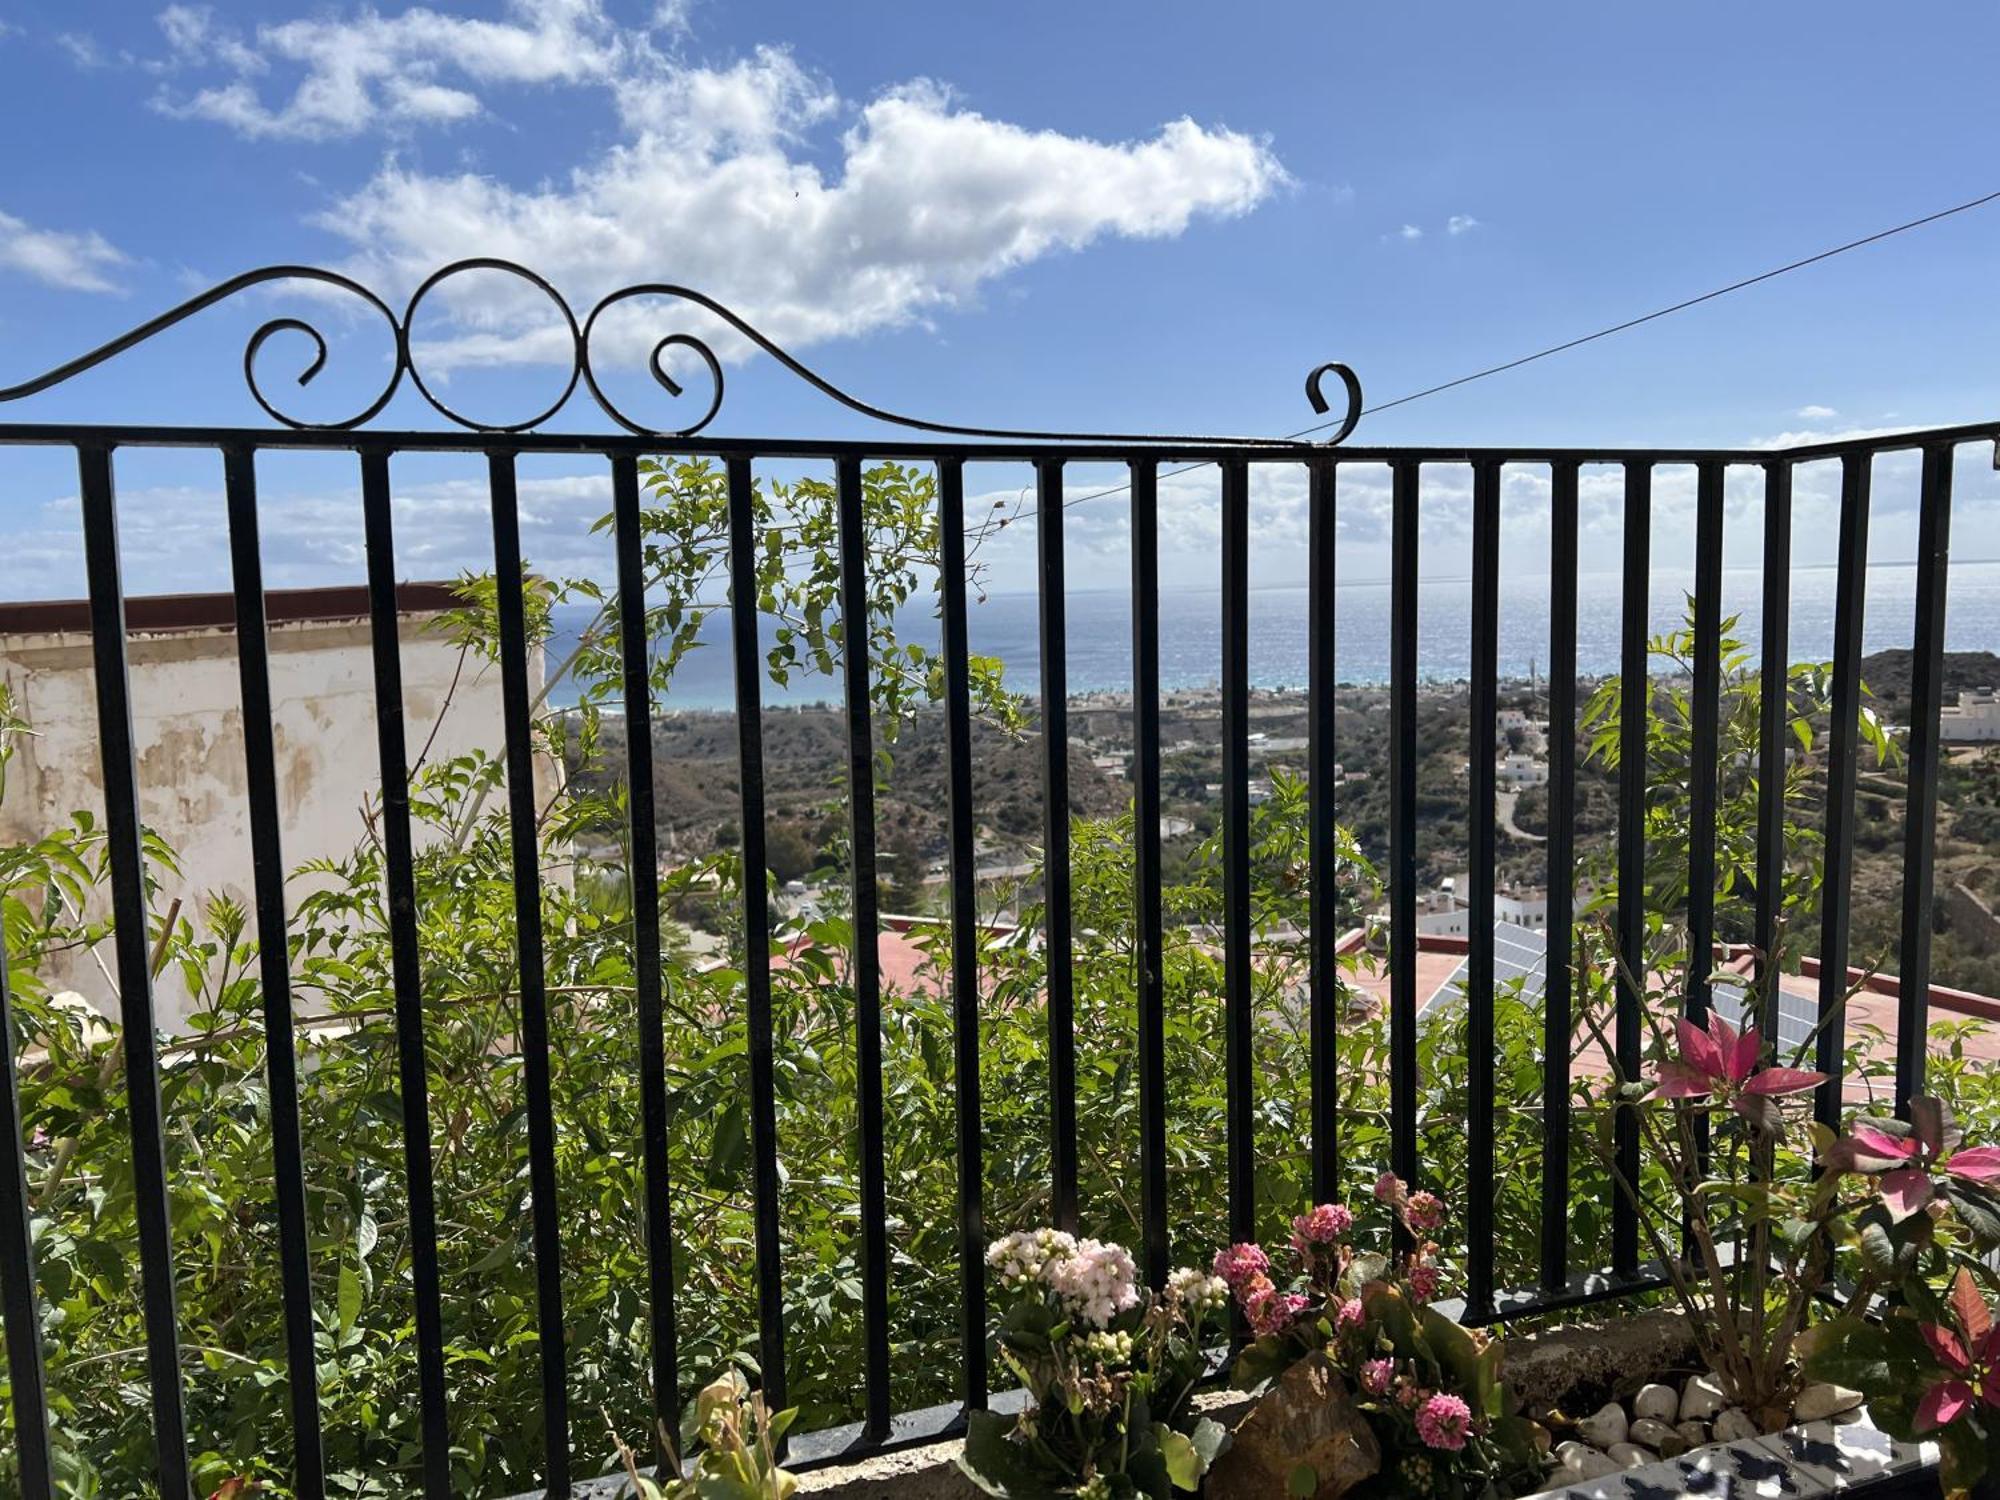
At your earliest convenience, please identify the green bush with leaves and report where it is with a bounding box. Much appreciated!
[0,490,1974,1500]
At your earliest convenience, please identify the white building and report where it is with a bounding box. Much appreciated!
[1497,752,1549,787]
[0,583,551,1029]
[1941,689,2000,743]
[1414,878,1549,936]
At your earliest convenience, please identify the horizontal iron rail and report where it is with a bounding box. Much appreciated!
[0,418,1997,464]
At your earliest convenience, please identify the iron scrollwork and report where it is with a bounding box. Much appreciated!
[0,258,1365,446]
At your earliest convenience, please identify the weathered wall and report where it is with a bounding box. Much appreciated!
[0,609,546,1030]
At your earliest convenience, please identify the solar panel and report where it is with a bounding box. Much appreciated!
[1709,977,1819,1062]
[1422,919,1549,1021]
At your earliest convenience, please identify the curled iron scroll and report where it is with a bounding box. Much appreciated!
[1,258,1367,447]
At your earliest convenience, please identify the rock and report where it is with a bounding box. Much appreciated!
[1501,1311,1702,1415]
[1575,1400,1629,1448]
[1681,1374,1729,1421]
[1205,1351,1381,1500]
[1675,1419,1709,1450]
[1633,1382,1680,1423]
[1630,1418,1686,1457]
[1607,1442,1656,1469]
[1526,1420,1553,1455]
[1833,1406,1867,1425]
[1792,1382,1864,1423]
[1557,1442,1621,1481]
[1713,1408,1759,1443]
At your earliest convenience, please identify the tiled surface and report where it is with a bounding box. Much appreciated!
[1538,1408,1938,1500]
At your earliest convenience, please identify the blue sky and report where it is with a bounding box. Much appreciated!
[0,0,1997,605]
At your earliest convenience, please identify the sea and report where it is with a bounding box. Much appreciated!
[543,559,2000,712]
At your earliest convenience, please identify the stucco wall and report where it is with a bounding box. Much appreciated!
[0,608,545,1030]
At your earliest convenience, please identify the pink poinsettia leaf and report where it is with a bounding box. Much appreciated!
[1731,1093,1784,1135]
[1918,1378,1975,1432]
[1676,1017,1725,1080]
[1922,1322,1972,1374]
[1825,1124,1922,1175]
[1951,1269,1995,1346]
[1742,1066,1828,1097]
[1879,1167,1938,1222]
[1724,1022,1764,1084]
[1945,1147,2000,1185]
[1656,1061,1716,1099]
[1911,1096,1959,1159]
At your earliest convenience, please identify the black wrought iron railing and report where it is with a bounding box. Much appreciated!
[0,261,1989,1498]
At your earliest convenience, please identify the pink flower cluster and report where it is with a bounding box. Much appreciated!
[1404,1191,1445,1234]
[1290,1202,1353,1253]
[1211,1242,1270,1289]
[1360,1357,1395,1396]
[1245,1285,1311,1338]
[1414,1392,1472,1452]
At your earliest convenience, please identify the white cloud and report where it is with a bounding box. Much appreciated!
[153,0,630,139]
[1795,403,1837,419]
[0,208,130,293]
[309,58,1284,374]
[56,32,106,68]
[1446,214,1479,236]
[1395,224,1423,241]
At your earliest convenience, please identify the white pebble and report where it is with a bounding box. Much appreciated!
[1608,1442,1656,1468]
[1792,1382,1864,1423]
[1630,1417,1685,1457]
[1713,1408,1759,1443]
[1558,1441,1620,1480]
[1633,1382,1680,1423]
[1575,1400,1629,1448]
[1681,1374,1729,1421]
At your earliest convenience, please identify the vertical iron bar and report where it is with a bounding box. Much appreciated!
[611,455,680,1448]
[1539,461,1579,1294]
[835,455,893,1440]
[937,458,988,1403]
[1815,455,1871,1130]
[0,945,53,1500]
[1753,462,1793,1046]
[77,444,192,1498]
[719,457,785,1417]
[1896,445,1953,1112]
[1036,459,1080,1232]
[1389,460,1420,1188]
[1220,459,1255,1246]
[1307,457,1339,1203]
[488,452,570,1494]
[1465,460,1500,1320]
[359,448,452,1500]
[1687,463,1724,1026]
[1129,460,1170,1286]
[223,446,326,1500]
[1613,462,1650,1277]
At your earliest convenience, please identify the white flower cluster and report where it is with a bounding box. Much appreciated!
[986,1228,1078,1290]
[1166,1266,1230,1314]
[987,1228,1141,1329]
[1046,1237,1140,1329]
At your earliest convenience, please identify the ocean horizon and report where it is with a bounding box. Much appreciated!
[545,558,2000,712]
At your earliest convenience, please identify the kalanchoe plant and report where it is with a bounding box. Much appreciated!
[1216,1181,1542,1499]
[956,1230,1229,1499]
[1801,1100,2000,1499]
[607,1370,798,1499]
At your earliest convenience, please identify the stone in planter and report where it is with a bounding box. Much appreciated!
[1632,1382,1679,1423]
[1206,1351,1380,1500]
[1629,1417,1685,1457]
[1712,1407,1759,1443]
[1680,1373,1729,1421]
[1574,1401,1627,1448]
[1607,1442,1656,1468]
[1674,1418,1708,1449]
[1792,1381,1863,1422]
[1555,1441,1620,1481]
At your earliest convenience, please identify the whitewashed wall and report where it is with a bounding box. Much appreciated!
[0,606,548,1030]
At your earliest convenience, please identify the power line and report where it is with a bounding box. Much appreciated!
[968,185,2000,544]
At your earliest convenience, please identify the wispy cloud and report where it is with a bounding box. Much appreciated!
[1447,214,1479,236]
[1395,224,1423,241]
[1795,403,1837,419]
[0,208,131,293]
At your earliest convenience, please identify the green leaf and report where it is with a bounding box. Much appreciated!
[337,1262,362,1335]
[1288,1460,1319,1496]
